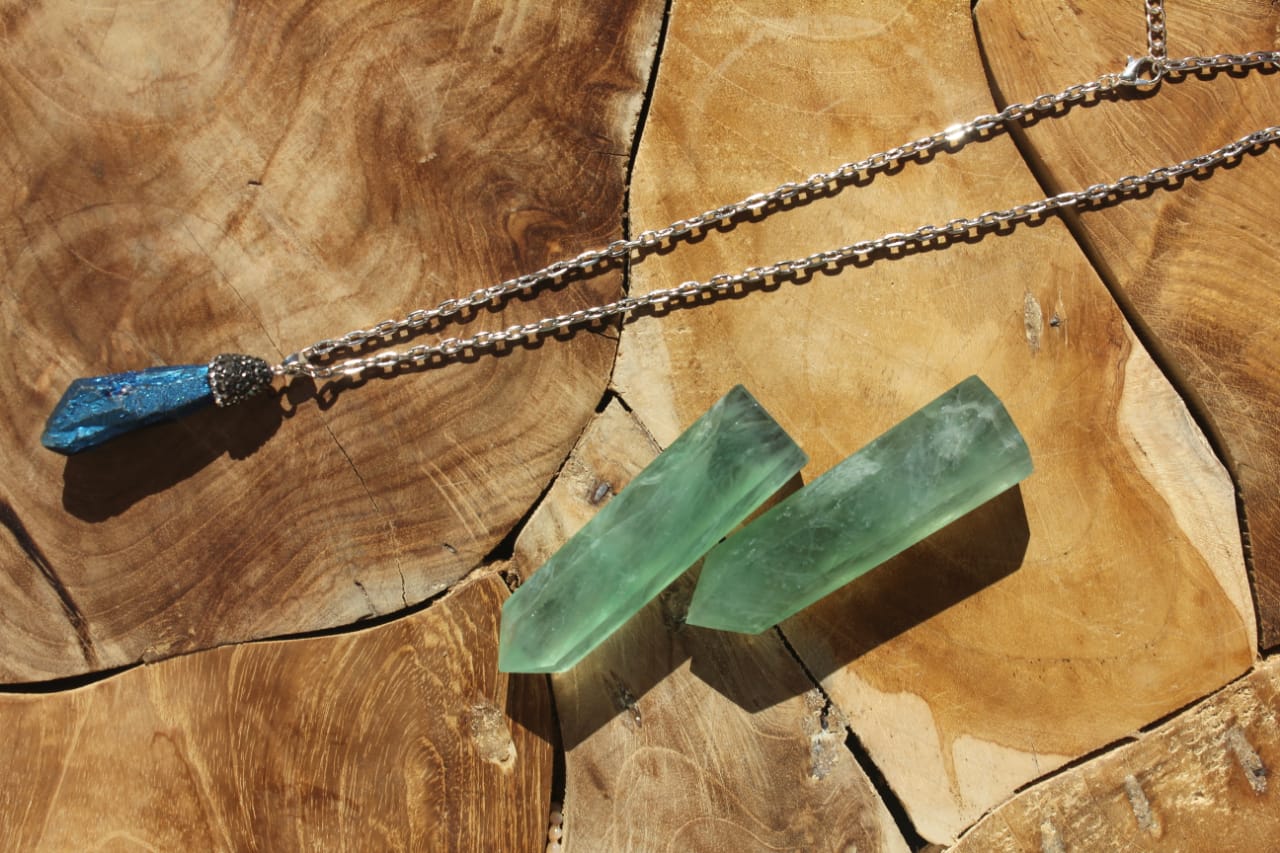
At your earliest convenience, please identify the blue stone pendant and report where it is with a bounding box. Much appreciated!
[42,354,274,455]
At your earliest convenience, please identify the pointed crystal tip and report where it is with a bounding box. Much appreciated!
[41,365,214,455]
[497,385,808,673]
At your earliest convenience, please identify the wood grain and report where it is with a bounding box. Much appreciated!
[976,0,1280,647]
[949,659,1280,852]
[0,571,552,851]
[513,402,908,853]
[0,0,665,681]
[614,0,1257,843]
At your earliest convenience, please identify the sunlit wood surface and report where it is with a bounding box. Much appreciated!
[0,0,1275,850]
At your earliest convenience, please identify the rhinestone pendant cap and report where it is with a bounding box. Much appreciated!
[207,354,274,407]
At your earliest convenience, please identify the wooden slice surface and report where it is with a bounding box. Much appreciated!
[615,0,1259,842]
[0,0,1275,849]
[0,572,552,851]
[0,0,664,680]
[977,0,1280,647]
[513,402,909,853]
[950,658,1280,852]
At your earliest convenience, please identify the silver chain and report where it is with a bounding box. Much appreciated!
[278,2,1278,382]
[1145,0,1168,60]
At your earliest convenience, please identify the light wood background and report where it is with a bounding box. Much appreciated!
[0,0,1276,850]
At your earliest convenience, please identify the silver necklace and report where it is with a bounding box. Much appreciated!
[40,0,1279,454]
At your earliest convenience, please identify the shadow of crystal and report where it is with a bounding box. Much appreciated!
[59,388,285,522]
[690,483,1030,710]
[537,483,1028,743]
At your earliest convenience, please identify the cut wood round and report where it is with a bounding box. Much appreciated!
[0,0,664,681]
[0,0,1276,851]
[614,0,1260,843]
[0,572,552,851]
[978,0,1280,649]
[950,658,1280,852]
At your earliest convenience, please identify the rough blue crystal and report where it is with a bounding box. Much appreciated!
[41,365,214,454]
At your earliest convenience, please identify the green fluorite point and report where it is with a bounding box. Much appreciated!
[685,376,1033,634]
[499,386,807,673]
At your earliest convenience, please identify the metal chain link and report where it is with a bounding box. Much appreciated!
[1145,0,1168,60]
[279,2,1278,381]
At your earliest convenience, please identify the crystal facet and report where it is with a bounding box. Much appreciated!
[686,376,1033,633]
[41,365,214,455]
[499,385,807,673]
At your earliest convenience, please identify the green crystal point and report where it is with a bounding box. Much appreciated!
[685,376,1033,634]
[499,386,807,673]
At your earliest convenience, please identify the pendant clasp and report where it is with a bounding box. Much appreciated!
[1119,55,1164,89]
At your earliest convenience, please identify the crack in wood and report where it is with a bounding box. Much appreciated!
[969,0,1264,651]
[0,500,97,668]
[483,0,672,586]
[773,623,928,849]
